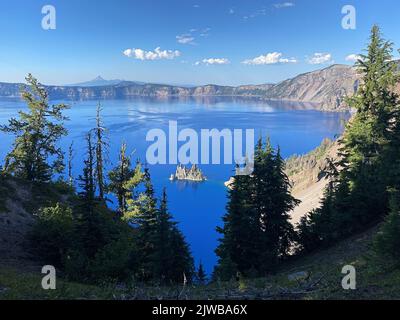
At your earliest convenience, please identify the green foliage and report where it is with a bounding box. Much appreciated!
[30,203,74,267]
[64,249,89,281]
[107,143,144,218]
[67,141,74,187]
[0,74,69,182]
[215,172,256,280]
[78,132,97,212]
[92,103,108,201]
[296,167,349,252]
[0,75,193,286]
[215,137,299,279]
[374,190,400,260]
[285,138,334,176]
[297,25,400,253]
[0,174,11,212]
[256,145,299,271]
[196,262,207,285]
[30,160,193,284]
[132,175,194,284]
[167,226,195,284]
[89,235,134,281]
[337,26,396,222]
[0,267,117,300]
[131,169,158,281]
[30,133,138,283]
[30,200,136,283]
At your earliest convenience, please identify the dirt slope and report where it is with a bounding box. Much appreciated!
[286,138,341,225]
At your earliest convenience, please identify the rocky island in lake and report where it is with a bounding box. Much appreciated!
[169,164,206,182]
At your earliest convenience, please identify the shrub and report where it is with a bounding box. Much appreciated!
[30,203,74,267]
[373,192,400,260]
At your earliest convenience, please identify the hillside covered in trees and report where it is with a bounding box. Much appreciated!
[0,75,195,286]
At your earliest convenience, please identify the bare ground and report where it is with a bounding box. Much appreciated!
[287,138,341,225]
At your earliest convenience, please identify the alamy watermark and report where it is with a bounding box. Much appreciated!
[146,121,255,175]
[41,265,56,290]
[341,5,356,30]
[41,5,56,30]
[341,265,356,290]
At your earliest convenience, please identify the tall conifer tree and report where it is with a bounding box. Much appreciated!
[93,103,108,200]
[216,137,298,278]
[297,25,400,251]
[0,74,68,182]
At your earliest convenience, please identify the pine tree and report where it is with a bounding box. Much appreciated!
[215,169,256,279]
[108,143,143,218]
[93,103,108,201]
[134,169,159,281]
[153,188,174,281]
[216,137,299,278]
[338,25,399,223]
[154,189,194,283]
[78,133,96,210]
[75,132,102,260]
[297,25,400,252]
[373,189,400,260]
[132,178,194,283]
[254,141,299,273]
[196,262,207,285]
[270,147,300,257]
[0,74,69,182]
[168,226,194,284]
[68,141,74,187]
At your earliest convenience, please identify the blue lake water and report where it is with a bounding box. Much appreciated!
[0,96,349,274]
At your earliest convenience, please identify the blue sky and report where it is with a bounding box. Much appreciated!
[0,0,399,86]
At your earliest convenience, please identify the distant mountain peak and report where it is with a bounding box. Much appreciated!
[66,76,124,87]
[93,76,105,81]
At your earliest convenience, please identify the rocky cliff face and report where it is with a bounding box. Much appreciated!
[0,81,274,100]
[285,138,342,224]
[264,65,360,111]
[0,64,378,111]
[170,164,206,181]
[0,83,23,98]
[285,138,340,193]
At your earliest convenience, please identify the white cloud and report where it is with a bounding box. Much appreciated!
[307,53,333,65]
[196,58,230,65]
[176,34,195,45]
[242,52,297,65]
[243,8,267,20]
[274,2,295,9]
[243,2,294,22]
[200,27,211,37]
[176,28,210,44]
[345,54,361,62]
[123,47,181,60]
[229,8,235,14]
